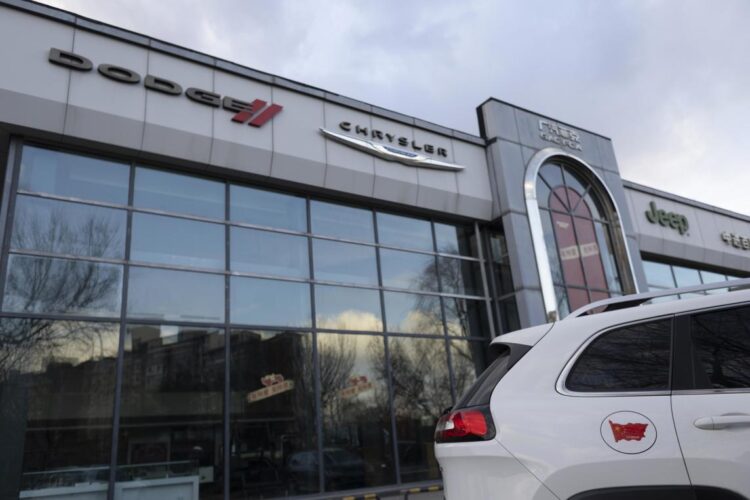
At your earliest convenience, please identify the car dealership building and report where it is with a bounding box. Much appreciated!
[1,1,749,499]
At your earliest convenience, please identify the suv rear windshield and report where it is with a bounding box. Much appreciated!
[566,319,672,392]
[454,343,530,409]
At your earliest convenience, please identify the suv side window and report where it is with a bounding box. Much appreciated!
[566,319,672,392]
[690,305,750,389]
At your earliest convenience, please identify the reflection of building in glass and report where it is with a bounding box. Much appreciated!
[1,2,750,498]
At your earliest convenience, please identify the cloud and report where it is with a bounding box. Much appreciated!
[38,0,750,213]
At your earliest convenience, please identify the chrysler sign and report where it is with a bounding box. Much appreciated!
[48,48,283,127]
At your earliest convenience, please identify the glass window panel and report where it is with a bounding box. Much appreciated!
[116,325,224,500]
[231,277,311,327]
[536,176,551,209]
[376,213,432,251]
[594,222,621,292]
[672,265,702,288]
[131,213,224,270]
[567,287,590,312]
[315,285,382,332]
[700,270,727,284]
[388,336,450,483]
[691,306,750,389]
[555,286,571,319]
[313,239,378,285]
[3,255,122,317]
[231,227,308,279]
[229,330,318,497]
[127,267,224,323]
[700,270,729,294]
[0,319,118,497]
[443,298,489,338]
[383,291,443,335]
[643,260,676,289]
[134,167,224,219]
[380,249,438,292]
[498,297,521,334]
[540,211,564,285]
[573,216,608,291]
[318,334,395,491]
[230,185,306,232]
[437,257,483,296]
[19,146,129,204]
[550,211,585,287]
[562,167,587,201]
[450,340,488,404]
[311,201,374,242]
[567,320,672,392]
[434,223,476,256]
[539,163,564,191]
[11,195,126,259]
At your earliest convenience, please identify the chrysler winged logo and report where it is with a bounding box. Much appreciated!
[320,128,465,172]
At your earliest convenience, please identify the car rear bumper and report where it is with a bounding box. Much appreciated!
[435,440,558,500]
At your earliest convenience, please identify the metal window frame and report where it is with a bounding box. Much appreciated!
[524,148,641,322]
[0,137,494,499]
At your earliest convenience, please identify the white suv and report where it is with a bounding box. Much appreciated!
[435,280,750,500]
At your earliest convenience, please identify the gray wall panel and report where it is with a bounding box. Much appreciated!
[65,28,146,149]
[210,69,273,176]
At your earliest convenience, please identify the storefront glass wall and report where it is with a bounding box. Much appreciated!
[642,259,744,300]
[0,144,499,499]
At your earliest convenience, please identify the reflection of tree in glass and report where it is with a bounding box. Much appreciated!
[12,203,123,258]
[5,208,123,315]
[0,319,115,383]
[449,341,483,401]
[568,321,671,391]
[386,338,452,420]
[692,308,750,389]
[412,251,471,336]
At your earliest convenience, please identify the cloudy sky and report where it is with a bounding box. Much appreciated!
[39,0,750,213]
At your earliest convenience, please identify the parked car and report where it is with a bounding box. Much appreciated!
[435,280,750,500]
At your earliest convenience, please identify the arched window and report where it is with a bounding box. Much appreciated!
[536,161,623,316]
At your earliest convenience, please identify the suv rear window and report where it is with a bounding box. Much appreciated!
[454,343,530,409]
[566,319,672,392]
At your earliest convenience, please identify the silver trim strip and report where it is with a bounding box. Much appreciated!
[320,128,465,172]
[524,147,640,321]
[568,277,750,318]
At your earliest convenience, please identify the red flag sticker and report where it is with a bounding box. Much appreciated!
[600,411,657,454]
[608,420,648,442]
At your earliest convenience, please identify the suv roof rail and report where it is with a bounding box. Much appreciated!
[567,277,750,319]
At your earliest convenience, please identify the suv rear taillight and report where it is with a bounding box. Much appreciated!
[434,406,495,443]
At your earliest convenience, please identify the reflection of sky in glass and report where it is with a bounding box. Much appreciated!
[134,166,224,219]
[377,213,432,251]
[313,239,378,285]
[12,195,127,259]
[383,291,443,334]
[231,277,311,327]
[380,249,437,291]
[315,285,382,331]
[131,213,224,270]
[311,201,374,242]
[127,267,224,322]
[19,146,129,204]
[230,184,307,232]
[232,227,309,278]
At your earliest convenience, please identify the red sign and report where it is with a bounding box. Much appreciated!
[608,420,648,442]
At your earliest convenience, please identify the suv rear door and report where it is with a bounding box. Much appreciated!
[671,305,750,499]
